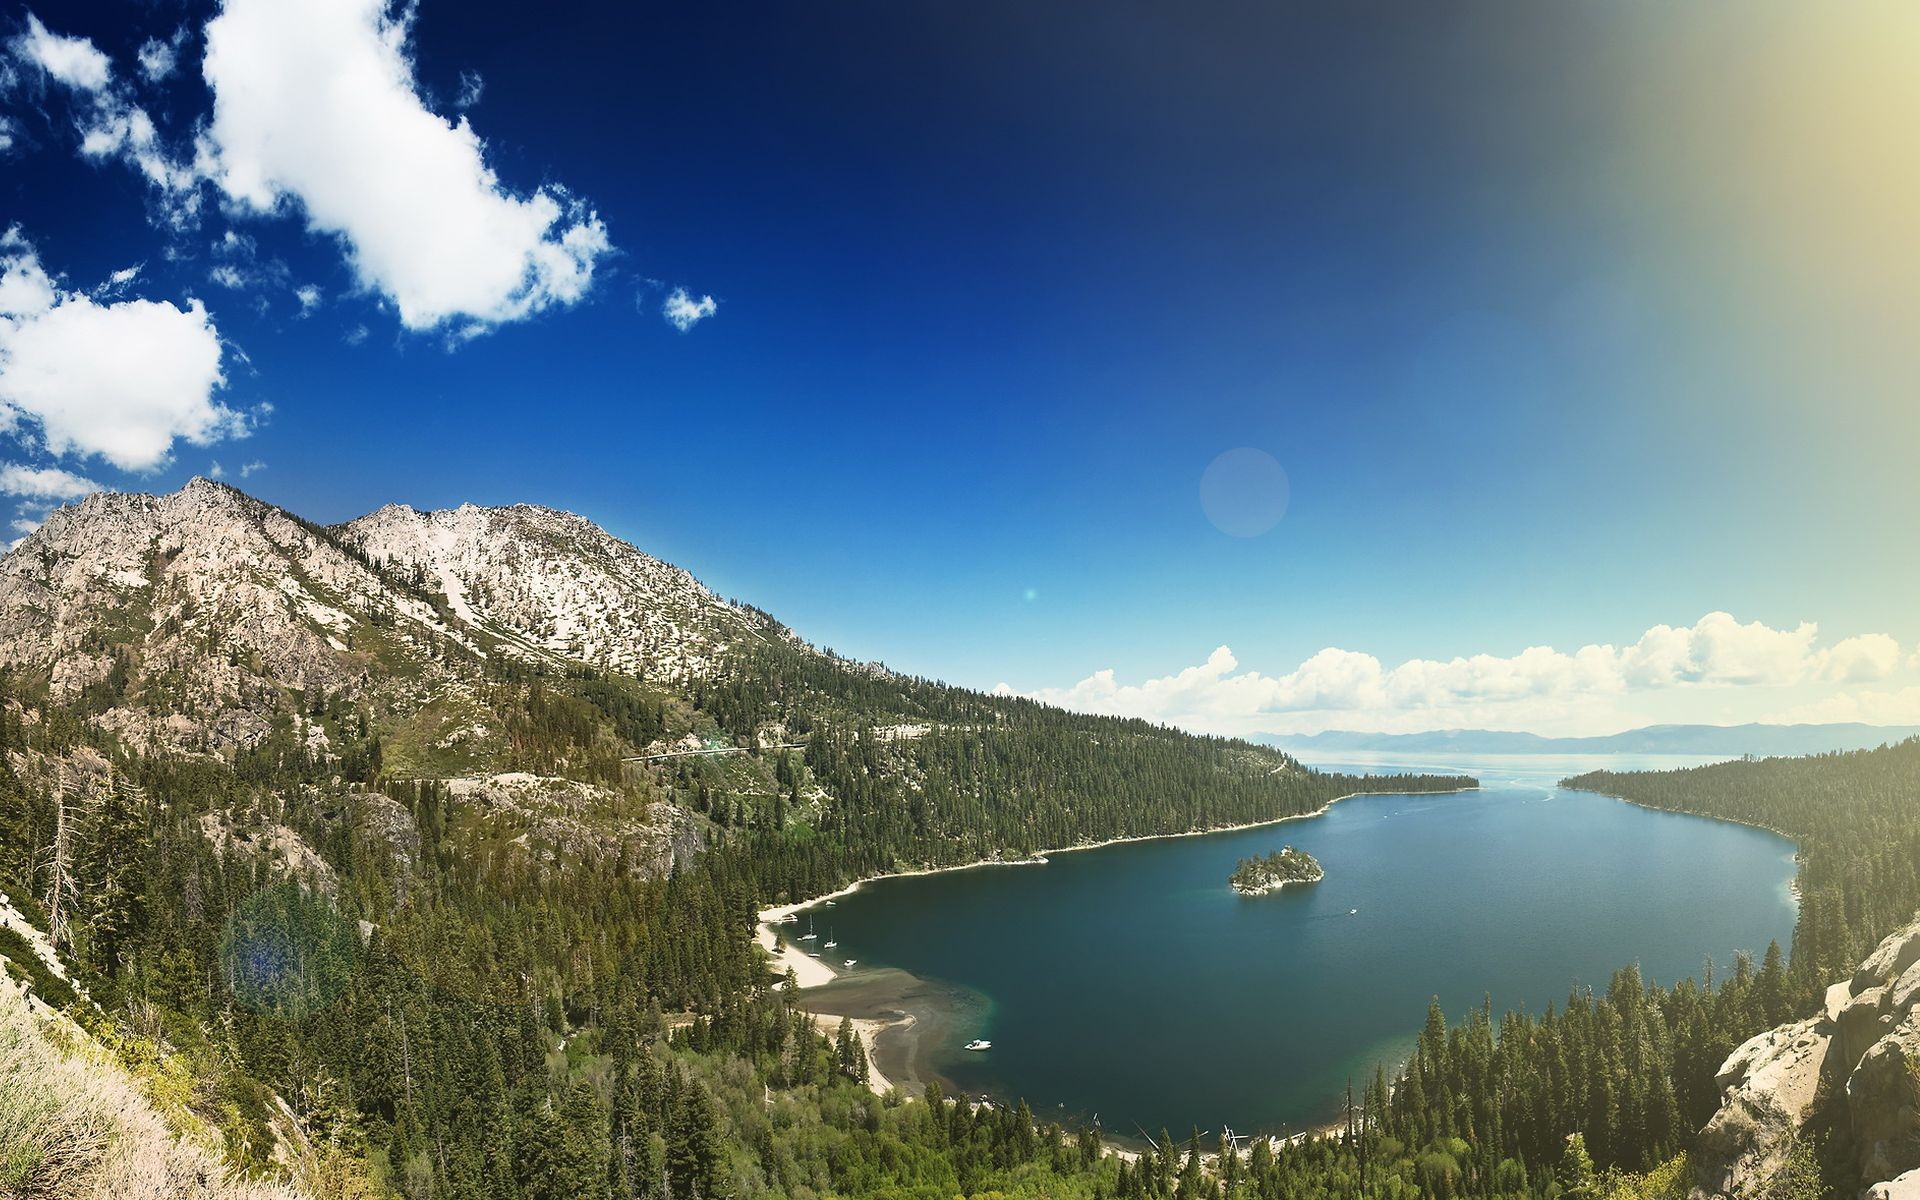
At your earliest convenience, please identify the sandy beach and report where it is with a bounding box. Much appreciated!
[758,909,842,988]
[808,1011,910,1097]
[796,967,980,1099]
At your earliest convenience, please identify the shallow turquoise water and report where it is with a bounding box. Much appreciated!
[809,753,1798,1138]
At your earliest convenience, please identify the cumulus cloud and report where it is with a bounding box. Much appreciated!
[0,462,102,499]
[0,228,243,471]
[662,287,718,332]
[1011,613,1915,736]
[1818,633,1902,683]
[200,0,612,334]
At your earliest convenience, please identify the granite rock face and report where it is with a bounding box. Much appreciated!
[1694,914,1920,1198]
[1692,1017,1832,1198]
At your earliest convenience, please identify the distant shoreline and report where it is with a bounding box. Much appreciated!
[756,782,1480,988]
[1563,787,1805,909]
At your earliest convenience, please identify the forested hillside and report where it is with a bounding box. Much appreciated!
[4,484,1910,1200]
[0,483,1467,1200]
[1565,739,1920,1009]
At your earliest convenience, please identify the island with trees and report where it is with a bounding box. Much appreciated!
[1230,845,1324,894]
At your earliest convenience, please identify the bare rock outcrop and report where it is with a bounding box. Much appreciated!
[1868,1168,1920,1200]
[444,772,706,875]
[1693,1017,1832,1197]
[341,501,780,681]
[1694,913,1920,1198]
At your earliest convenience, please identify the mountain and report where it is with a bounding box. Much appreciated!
[1260,721,1920,758]
[0,480,1473,1197]
[339,500,783,681]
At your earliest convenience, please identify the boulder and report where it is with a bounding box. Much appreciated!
[1868,1168,1920,1200]
[1693,1018,1833,1199]
[1830,979,1857,1023]
[1892,959,1920,1015]
[1848,1011,1920,1188]
[1856,918,1920,995]
[1837,985,1897,1075]
[1695,912,1920,1198]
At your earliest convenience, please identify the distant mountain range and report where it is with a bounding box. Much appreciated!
[1259,722,1920,758]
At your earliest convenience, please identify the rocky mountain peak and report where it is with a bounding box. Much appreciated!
[339,495,777,680]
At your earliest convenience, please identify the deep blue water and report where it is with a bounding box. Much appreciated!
[809,753,1798,1138]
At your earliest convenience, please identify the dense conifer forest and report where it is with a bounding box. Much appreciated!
[2,610,1914,1200]
[1565,740,1920,1008]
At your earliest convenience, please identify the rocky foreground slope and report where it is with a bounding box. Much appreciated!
[1696,912,1920,1198]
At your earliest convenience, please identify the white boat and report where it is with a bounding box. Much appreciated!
[965,1039,992,1051]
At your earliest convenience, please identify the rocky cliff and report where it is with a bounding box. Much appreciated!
[1695,913,1920,1198]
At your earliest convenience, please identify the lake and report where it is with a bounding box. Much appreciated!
[796,753,1799,1139]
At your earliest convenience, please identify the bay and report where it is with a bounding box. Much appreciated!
[801,753,1799,1138]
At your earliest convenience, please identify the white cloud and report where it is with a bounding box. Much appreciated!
[200,0,612,335]
[12,14,110,91]
[1819,633,1902,683]
[136,31,185,83]
[0,462,102,499]
[1616,612,1822,687]
[1012,612,1917,737]
[0,228,243,471]
[12,14,204,228]
[663,287,718,332]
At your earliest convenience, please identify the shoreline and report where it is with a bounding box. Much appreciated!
[807,1011,908,1098]
[1567,787,1807,910]
[755,782,1482,985]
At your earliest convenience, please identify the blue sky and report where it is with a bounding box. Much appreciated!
[3,1,1917,735]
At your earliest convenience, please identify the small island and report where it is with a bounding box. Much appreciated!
[1230,846,1324,895]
